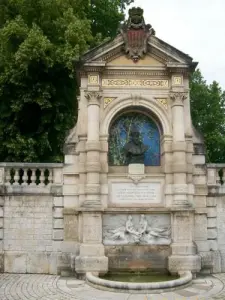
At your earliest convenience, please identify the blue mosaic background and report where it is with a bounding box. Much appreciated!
[108,112,160,166]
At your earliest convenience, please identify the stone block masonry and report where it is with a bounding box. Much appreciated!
[4,195,57,274]
[0,196,3,272]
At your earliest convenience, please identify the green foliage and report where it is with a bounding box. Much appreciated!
[190,69,225,163]
[87,0,133,40]
[0,0,132,162]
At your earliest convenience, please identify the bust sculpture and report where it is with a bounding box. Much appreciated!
[124,126,148,164]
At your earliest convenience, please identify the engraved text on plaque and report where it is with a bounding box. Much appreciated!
[111,182,161,204]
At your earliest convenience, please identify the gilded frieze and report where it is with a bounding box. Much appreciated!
[102,79,169,88]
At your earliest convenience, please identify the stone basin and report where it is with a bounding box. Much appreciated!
[86,271,192,293]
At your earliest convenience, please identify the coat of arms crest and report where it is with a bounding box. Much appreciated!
[121,7,155,63]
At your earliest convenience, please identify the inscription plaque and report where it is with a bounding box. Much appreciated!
[111,182,161,204]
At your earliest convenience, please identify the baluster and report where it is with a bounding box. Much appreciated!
[39,169,45,186]
[218,168,224,185]
[13,169,20,186]
[5,169,11,185]
[22,168,28,186]
[48,169,53,185]
[30,168,36,186]
[222,169,225,194]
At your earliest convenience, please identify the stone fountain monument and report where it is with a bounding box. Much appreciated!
[64,7,201,278]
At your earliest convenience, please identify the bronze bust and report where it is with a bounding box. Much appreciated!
[124,126,148,164]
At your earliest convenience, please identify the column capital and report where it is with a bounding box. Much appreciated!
[170,91,187,105]
[85,91,102,105]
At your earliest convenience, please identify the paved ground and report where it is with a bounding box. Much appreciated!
[0,273,225,300]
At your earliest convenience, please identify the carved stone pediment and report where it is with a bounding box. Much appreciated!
[107,54,165,67]
[77,6,198,77]
[83,42,181,67]
[79,29,196,72]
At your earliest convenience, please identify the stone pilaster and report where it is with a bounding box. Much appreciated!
[186,138,195,205]
[170,91,189,206]
[100,135,109,208]
[75,209,108,276]
[168,92,201,275]
[161,136,173,207]
[77,135,87,207]
[170,91,186,142]
[75,91,108,276]
[83,91,102,207]
[168,210,201,275]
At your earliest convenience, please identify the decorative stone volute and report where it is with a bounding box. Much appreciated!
[170,91,188,106]
[85,91,102,105]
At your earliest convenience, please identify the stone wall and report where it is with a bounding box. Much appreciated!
[4,196,52,252]
[196,164,225,274]
[0,163,65,274]
[2,194,66,274]
[0,163,225,275]
[105,245,171,272]
[4,195,53,273]
[217,196,225,272]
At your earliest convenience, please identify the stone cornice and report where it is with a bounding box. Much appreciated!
[77,31,197,71]
[77,33,198,84]
[79,39,194,71]
[84,62,106,67]
[81,70,169,77]
[100,46,122,63]
[149,36,194,64]
[80,66,104,74]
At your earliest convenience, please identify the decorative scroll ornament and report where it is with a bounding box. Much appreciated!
[170,92,187,101]
[85,91,102,104]
[157,98,168,109]
[169,92,187,104]
[104,97,117,109]
[128,174,146,184]
[121,7,155,63]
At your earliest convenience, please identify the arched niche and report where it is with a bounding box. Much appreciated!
[108,107,162,166]
[100,96,171,137]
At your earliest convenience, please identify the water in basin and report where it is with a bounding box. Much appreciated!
[100,272,178,283]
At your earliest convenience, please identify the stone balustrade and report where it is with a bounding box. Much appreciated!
[0,163,63,188]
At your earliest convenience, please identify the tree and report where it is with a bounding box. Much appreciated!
[0,0,132,162]
[87,0,133,40]
[190,69,225,163]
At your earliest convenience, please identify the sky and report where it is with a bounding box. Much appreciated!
[127,0,225,89]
